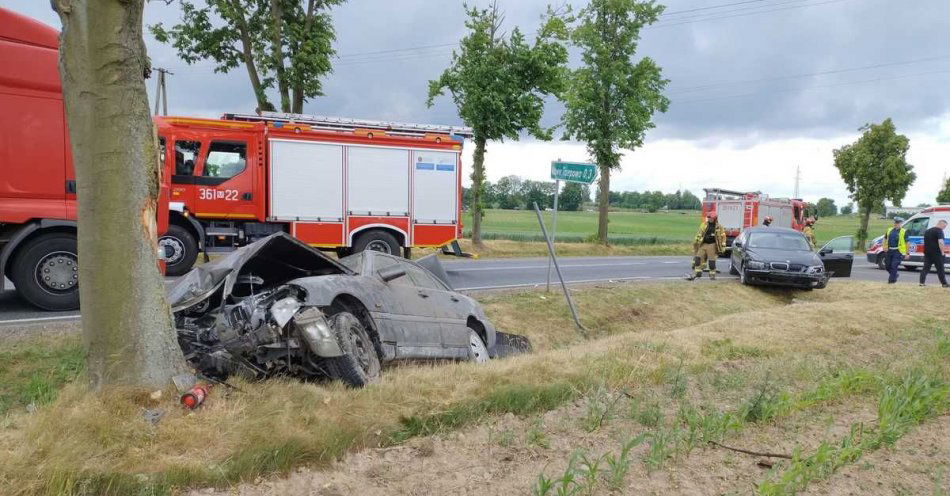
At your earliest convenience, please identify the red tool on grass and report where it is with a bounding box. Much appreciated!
[180,384,210,409]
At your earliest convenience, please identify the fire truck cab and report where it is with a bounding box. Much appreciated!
[157,112,471,276]
[702,188,807,254]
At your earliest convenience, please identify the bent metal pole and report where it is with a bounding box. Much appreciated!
[534,202,587,338]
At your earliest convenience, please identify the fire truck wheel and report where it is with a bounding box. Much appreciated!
[159,224,198,277]
[353,230,400,256]
[10,232,80,311]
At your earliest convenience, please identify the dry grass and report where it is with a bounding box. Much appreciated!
[0,282,945,495]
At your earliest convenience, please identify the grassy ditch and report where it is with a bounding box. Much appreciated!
[0,282,945,495]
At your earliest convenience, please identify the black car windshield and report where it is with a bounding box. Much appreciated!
[747,232,811,251]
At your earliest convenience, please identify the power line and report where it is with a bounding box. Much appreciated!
[663,0,777,16]
[653,0,853,28]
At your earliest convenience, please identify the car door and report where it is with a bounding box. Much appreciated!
[370,254,444,357]
[405,265,470,358]
[731,231,748,272]
[818,236,854,277]
[900,216,930,263]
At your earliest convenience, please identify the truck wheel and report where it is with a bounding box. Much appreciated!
[352,230,400,255]
[10,233,80,311]
[324,312,381,387]
[159,224,198,276]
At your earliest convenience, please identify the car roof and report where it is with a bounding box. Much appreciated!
[744,226,801,235]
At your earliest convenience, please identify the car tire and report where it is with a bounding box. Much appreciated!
[324,311,381,387]
[468,328,489,363]
[10,232,80,311]
[159,224,198,277]
[876,254,885,270]
[729,262,739,276]
[352,230,400,256]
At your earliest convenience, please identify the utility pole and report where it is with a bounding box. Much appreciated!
[793,165,801,199]
[153,68,172,116]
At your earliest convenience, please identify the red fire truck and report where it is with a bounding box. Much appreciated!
[702,188,808,252]
[156,112,472,276]
[1,8,172,311]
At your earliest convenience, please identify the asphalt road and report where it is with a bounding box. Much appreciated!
[0,256,925,326]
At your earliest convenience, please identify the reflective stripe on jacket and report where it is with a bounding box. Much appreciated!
[693,221,726,252]
[883,227,908,255]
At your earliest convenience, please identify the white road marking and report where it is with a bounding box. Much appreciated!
[0,314,80,326]
[448,262,649,272]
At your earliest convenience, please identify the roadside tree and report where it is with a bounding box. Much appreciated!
[833,119,916,250]
[151,0,344,113]
[559,182,587,211]
[815,197,837,217]
[561,0,670,244]
[841,203,854,215]
[522,180,556,210]
[428,3,568,245]
[53,0,189,389]
[938,177,950,204]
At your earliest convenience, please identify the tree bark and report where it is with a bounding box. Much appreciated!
[857,203,871,251]
[470,136,487,247]
[269,0,291,112]
[227,0,274,112]
[291,0,316,113]
[596,163,611,245]
[53,0,189,390]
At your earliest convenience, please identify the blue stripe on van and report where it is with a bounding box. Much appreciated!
[415,162,435,170]
[436,163,455,172]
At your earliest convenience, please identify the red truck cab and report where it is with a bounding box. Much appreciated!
[0,8,171,311]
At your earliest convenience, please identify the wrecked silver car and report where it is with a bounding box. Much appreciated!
[167,233,528,387]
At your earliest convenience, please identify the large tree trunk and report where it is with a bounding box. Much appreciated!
[53,0,189,390]
[291,0,317,114]
[470,136,487,247]
[228,0,274,112]
[596,163,611,245]
[269,0,291,113]
[857,203,872,251]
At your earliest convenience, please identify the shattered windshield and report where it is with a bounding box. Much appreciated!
[338,252,364,274]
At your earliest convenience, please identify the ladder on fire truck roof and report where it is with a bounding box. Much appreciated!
[222,111,475,139]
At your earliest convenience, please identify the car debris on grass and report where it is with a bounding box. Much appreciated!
[167,233,531,388]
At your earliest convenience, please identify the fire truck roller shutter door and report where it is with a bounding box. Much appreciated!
[269,140,344,221]
[346,146,410,217]
[412,151,459,224]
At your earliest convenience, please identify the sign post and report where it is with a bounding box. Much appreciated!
[546,161,598,291]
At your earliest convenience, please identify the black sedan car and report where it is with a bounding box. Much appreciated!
[167,233,528,387]
[729,227,854,289]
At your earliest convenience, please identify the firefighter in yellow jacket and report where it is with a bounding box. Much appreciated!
[802,217,817,250]
[687,212,726,280]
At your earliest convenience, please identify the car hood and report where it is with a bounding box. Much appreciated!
[745,247,821,265]
[167,232,352,311]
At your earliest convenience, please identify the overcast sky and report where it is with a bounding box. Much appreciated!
[6,0,950,208]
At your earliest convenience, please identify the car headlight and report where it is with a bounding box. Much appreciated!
[746,260,766,269]
[807,266,824,274]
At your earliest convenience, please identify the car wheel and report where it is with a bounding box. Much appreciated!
[325,311,381,387]
[353,230,400,256]
[159,224,198,276]
[10,233,80,311]
[729,260,739,276]
[876,254,885,270]
[468,328,489,363]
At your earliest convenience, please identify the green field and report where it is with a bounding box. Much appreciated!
[463,209,891,246]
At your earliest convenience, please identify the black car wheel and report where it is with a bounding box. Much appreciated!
[876,253,886,270]
[729,260,739,276]
[325,311,381,387]
[739,264,750,285]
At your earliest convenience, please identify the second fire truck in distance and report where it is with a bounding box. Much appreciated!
[157,112,473,276]
[702,188,808,253]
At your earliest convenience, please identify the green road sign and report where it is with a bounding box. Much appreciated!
[551,161,597,184]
